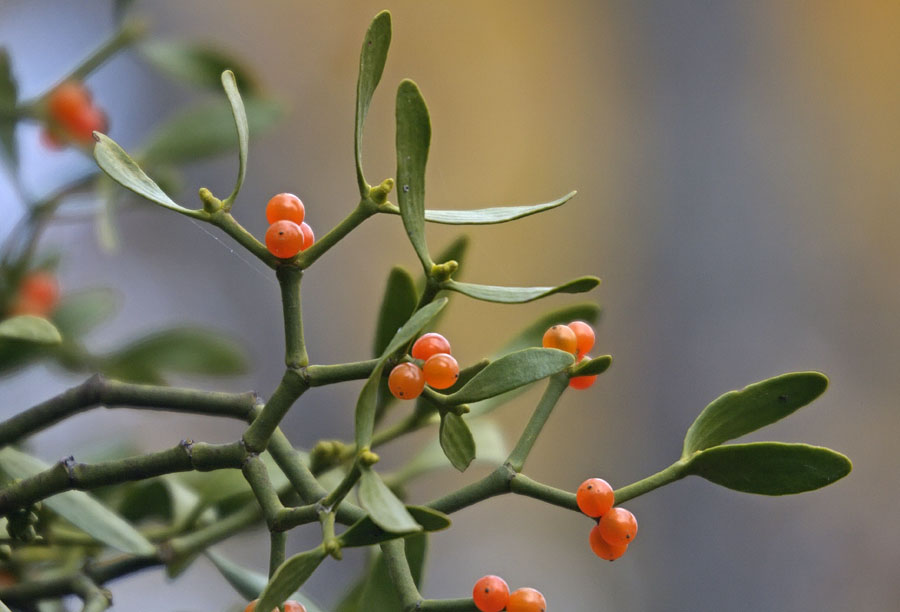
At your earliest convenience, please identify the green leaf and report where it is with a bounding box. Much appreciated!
[445,348,573,405]
[256,546,327,612]
[142,98,281,166]
[93,133,198,216]
[220,70,248,206]
[103,327,247,383]
[571,354,612,377]
[439,412,476,472]
[422,191,576,225]
[379,298,448,359]
[0,48,18,170]
[357,535,427,611]
[0,448,155,555]
[392,419,506,483]
[682,372,829,457]
[685,442,852,495]
[396,79,433,270]
[355,10,391,194]
[113,0,137,23]
[139,40,261,94]
[0,315,61,344]
[51,289,118,337]
[357,466,421,534]
[373,267,417,357]
[338,505,450,548]
[205,550,327,612]
[443,276,601,304]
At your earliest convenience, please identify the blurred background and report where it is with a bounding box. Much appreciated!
[1,0,898,610]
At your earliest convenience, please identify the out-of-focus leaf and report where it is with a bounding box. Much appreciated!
[420,191,576,225]
[255,546,327,612]
[220,70,248,206]
[685,442,852,495]
[0,315,61,344]
[93,133,198,216]
[338,505,449,548]
[1,597,13,612]
[373,266,417,357]
[682,372,829,457]
[142,98,280,166]
[355,10,391,194]
[139,40,261,94]
[0,48,18,170]
[0,340,42,377]
[51,289,118,337]
[445,348,573,405]
[118,475,200,525]
[439,412,475,472]
[177,451,288,515]
[0,447,155,555]
[392,418,506,483]
[113,0,137,23]
[443,276,600,304]
[357,466,421,534]
[396,79,433,270]
[357,535,428,611]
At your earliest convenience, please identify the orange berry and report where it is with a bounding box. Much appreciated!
[569,355,598,390]
[10,271,60,317]
[299,222,315,251]
[266,193,305,225]
[598,507,638,547]
[244,600,306,612]
[47,81,91,126]
[567,320,595,357]
[589,523,628,561]
[411,332,452,361]
[66,105,107,144]
[542,324,577,355]
[423,353,459,389]
[388,362,426,400]
[507,587,546,612]
[265,220,305,259]
[576,478,614,518]
[472,575,509,612]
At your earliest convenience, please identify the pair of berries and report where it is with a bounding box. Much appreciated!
[541,321,598,389]
[43,80,107,148]
[388,332,460,400]
[264,193,315,259]
[7,271,59,318]
[473,575,546,612]
[244,600,305,612]
[575,478,638,561]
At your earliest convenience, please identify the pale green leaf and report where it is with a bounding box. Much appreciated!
[51,289,118,337]
[357,467,421,534]
[443,276,600,304]
[0,315,61,344]
[373,266,417,357]
[439,412,476,472]
[355,11,391,194]
[422,191,575,224]
[338,505,450,548]
[396,79,433,270]
[220,70,248,206]
[256,547,327,612]
[140,40,261,94]
[445,348,573,405]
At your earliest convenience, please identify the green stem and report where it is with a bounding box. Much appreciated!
[271,503,319,532]
[277,266,308,368]
[381,539,421,611]
[509,474,577,512]
[320,464,361,510]
[242,454,286,528]
[209,211,281,267]
[297,200,376,268]
[67,20,147,83]
[267,428,327,503]
[612,460,690,505]
[307,359,380,386]
[320,511,341,559]
[242,370,308,453]
[269,531,286,578]
[427,466,511,515]
[505,374,569,472]
[72,575,111,612]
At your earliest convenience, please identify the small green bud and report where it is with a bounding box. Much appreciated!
[430,260,458,282]
[359,449,380,467]
[369,178,394,205]
[198,187,223,213]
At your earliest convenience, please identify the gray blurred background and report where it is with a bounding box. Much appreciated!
[1,1,898,610]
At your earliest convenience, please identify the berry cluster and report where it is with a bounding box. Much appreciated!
[541,321,598,389]
[244,599,306,612]
[264,193,315,259]
[472,575,546,612]
[7,271,59,318]
[43,80,107,148]
[388,332,460,400]
[576,478,638,561]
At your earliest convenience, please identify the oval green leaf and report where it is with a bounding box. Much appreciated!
[0,447,155,555]
[445,348,574,405]
[93,133,198,216]
[355,10,391,194]
[373,267,417,357]
[443,276,600,304]
[0,315,61,344]
[570,354,612,377]
[338,505,450,548]
[256,546,327,612]
[139,40,261,94]
[0,48,18,170]
[52,289,118,338]
[685,442,851,495]
[220,70,248,206]
[439,412,476,472]
[357,466,422,534]
[396,79,433,270]
[682,372,829,457]
[424,191,576,224]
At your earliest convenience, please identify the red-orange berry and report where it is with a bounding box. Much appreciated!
[589,523,628,561]
[244,600,306,612]
[507,587,547,612]
[47,81,91,126]
[542,324,577,355]
[388,362,426,400]
[411,332,452,361]
[472,575,509,612]
[299,222,315,251]
[10,271,60,317]
[576,478,614,518]
[266,193,305,225]
[422,353,459,389]
[598,507,638,547]
[569,355,598,390]
[66,105,107,143]
[265,220,305,259]
[567,320,595,357]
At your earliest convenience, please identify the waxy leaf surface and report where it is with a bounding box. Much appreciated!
[338,505,450,548]
[423,191,576,224]
[220,70,248,205]
[355,10,391,193]
[443,276,600,304]
[256,547,327,612]
[357,466,421,534]
[439,412,476,472]
[445,348,574,405]
[0,315,61,345]
[396,79,433,270]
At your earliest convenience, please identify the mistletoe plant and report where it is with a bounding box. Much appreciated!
[0,10,851,612]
